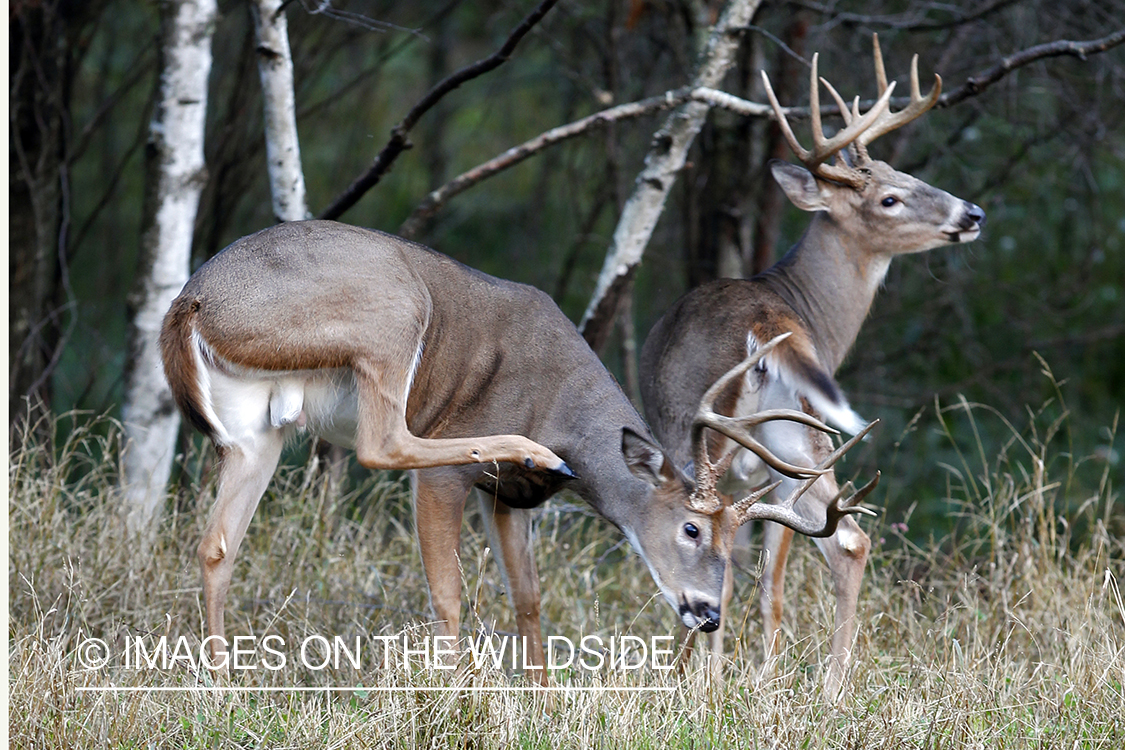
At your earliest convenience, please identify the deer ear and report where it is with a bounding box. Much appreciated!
[770,160,830,212]
[621,428,677,486]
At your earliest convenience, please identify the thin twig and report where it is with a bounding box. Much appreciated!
[788,0,1023,32]
[398,89,692,238]
[318,0,559,221]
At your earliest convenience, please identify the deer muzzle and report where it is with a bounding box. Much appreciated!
[680,600,722,632]
[946,201,986,243]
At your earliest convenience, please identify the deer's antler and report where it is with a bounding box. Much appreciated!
[763,35,941,186]
[852,34,942,161]
[732,422,881,535]
[688,333,837,514]
[762,53,895,188]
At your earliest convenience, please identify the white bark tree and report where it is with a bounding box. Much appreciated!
[251,0,308,221]
[579,0,763,352]
[121,0,217,537]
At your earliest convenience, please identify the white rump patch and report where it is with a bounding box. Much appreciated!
[190,329,234,446]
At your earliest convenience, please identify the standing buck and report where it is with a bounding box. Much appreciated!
[160,219,873,680]
[639,37,985,699]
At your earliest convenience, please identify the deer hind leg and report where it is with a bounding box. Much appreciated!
[412,469,470,662]
[813,513,870,703]
[475,490,547,686]
[198,431,285,667]
[349,353,570,475]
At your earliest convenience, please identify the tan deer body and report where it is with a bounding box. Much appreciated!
[161,219,872,681]
[639,39,985,699]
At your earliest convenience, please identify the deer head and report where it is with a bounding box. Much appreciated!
[762,35,985,261]
[622,334,877,631]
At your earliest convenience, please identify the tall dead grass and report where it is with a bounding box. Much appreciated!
[8,395,1124,749]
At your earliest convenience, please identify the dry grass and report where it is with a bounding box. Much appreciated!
[8,399,1124,749]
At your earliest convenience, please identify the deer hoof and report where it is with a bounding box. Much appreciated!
[552,461,577,479]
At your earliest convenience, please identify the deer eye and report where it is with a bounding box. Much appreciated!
[881,196,899,207]
[683,523,700,539]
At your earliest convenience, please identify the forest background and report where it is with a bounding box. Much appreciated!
[8,1,1125,745]
[10,0,1125,545]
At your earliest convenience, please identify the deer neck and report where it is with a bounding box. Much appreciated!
[758,213,891,373]
[567,411,655,535]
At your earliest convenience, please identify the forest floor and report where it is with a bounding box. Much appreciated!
[8,407,1124,749]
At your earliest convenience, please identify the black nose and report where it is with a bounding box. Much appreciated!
[680,602,722,632]
[964,202,986,228]
[698,605,721,633]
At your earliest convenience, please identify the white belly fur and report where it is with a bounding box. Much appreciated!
[203,359,361,452]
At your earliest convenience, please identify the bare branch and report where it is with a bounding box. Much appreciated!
[941,29,1125,108]
[399,89,693,239]
[318,0,559,221]
[786,0,1023,32]
[296,0,425,35]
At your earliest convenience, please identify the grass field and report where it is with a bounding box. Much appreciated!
[8,400,1124,749]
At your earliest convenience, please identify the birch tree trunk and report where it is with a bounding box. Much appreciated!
[579,0,762,353]
[121,0,217,537]
[251,0,308,221]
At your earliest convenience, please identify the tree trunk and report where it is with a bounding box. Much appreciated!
[750,15,808,275]
[251,0,307,222]
[121,0,217,537]
[578,0,763,353]
[9,2,68,425]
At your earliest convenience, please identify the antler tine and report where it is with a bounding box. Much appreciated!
[819,78,862,161]
[691,333,834,485]
[729,408,838,436]
[761,69,811,164]
[808,53,825,156]
[733,423,881,534]
[842,470,881,509]
[856,38,942,149]
[762,59,896,188]
[872,33,889,97]
[696,332,791,413]
[820,77,852,125]
[815,417,879,471]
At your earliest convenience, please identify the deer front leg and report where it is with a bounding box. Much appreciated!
[813,513,870,703]
[476,491,547,686]
[350,357,571,475]
[760,520,796,661]
[198,432,285,668]
[412,471,469,665]
[776,465,870,702]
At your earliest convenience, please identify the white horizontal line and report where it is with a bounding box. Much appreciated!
[76,685,675,693]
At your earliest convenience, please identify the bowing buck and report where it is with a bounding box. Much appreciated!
[160,220,874,681]
[640,36,985,699]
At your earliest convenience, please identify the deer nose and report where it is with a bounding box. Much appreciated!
[698,606,721,633]
[681,601,722,632]
[963,202,986,228]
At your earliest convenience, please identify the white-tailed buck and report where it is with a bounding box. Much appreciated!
[160,219,874,681]
[639,36,985,699]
